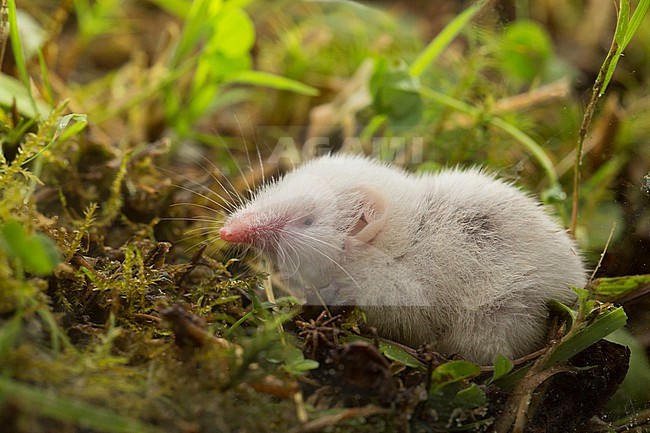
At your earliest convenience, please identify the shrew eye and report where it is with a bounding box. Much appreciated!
[295,212,316,227]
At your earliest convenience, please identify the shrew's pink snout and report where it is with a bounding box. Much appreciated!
[220,214,287,246]
[219,226,248,243]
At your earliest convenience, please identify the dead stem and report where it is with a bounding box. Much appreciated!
[493,77,571,114]
[571,40,619,237]
[589,221,617,283]
[288,405,389,433]
[494,329,569,433]
[480,346,548,372]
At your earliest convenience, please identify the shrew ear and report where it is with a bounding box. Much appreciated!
[348,184,388,245]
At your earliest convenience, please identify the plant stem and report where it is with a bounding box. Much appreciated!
[570,40,619,237]
[0,0,8,71]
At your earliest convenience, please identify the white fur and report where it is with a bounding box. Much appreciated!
[222,155,586,364]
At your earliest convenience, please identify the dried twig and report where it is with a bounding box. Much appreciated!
[288,405,389,433]
[494,351,573,433]
[492,77,571,114]
[571,39,619,237]
[588,222,617,283]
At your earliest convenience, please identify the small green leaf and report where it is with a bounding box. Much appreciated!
[370,59,424,128]
[341,335,426,370]
[212,8,254,57]
[490,363,532,391]
[265,342,318,373]
[22,112,88,165]
[0,221,61,276]
[572,286,591,306]
[431,360,481,387]
[289,359,319,372]
[283,345,307,364]
[57,113,88,141]
[0,73,51,118]
[226,70,319,96]
[589,275,650,299]
[490,354,514,383]
[428,362,485,422]
[499,20,553,83]
[547,299,577,329]
[451,383,487,408]
[378,341,425,369]
[341,335,425,369]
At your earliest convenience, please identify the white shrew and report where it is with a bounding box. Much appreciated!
[219,154,586,364]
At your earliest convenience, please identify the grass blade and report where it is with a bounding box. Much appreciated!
[227,70,320,96]
[544,306,628,367]
[1,0,8,69]
[37,48,54,105]
[170,0,213,66]
[489,117,558,186]
[6,0,37,116]
[0,377,163,433]
[0,72,49,117]
[623,0,650,47]
[408,0,485,77]
[600,0,650,97]
[22,112,88,165]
